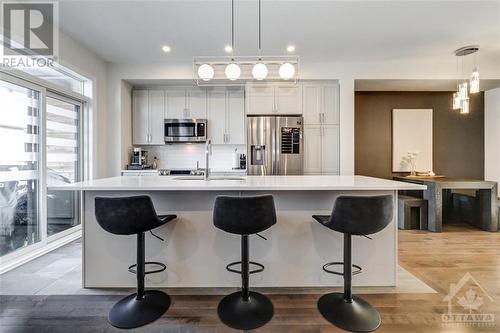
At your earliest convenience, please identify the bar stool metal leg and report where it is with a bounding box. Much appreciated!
[108,232,171,329]
[317,234,381,332]
[217,235,274,330]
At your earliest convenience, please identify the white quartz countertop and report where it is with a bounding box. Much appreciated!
[49,175,426,191]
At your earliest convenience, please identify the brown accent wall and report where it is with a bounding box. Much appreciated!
[355,92,484,179]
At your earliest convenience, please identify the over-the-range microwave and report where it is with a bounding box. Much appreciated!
[164,118,207,143]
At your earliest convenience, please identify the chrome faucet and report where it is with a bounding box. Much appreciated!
[204,139,211,180]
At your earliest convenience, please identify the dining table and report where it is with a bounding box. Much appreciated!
[393,176,498,232]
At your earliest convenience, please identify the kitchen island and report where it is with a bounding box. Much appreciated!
[49,175,425,288]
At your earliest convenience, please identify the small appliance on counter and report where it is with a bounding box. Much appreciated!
[128,148,152,170]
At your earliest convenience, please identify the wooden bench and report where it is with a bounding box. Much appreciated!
[398,195,428,230]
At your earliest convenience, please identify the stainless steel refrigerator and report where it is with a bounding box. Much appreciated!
[247,115,303,175]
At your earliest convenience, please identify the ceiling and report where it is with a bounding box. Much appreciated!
[58,1,500,68]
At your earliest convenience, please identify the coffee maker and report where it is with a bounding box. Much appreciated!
[129,148,149,170]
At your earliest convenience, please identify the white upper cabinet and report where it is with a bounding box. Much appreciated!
[207,88,245,145]
[207,90,227,145]
[227,89,245,144]
[132,90,165,145]
[149,90,165,144]
[246,83,302,115]
[302,84,321,125]
[246,84,275,114]
[302,82,339,125]
[187,89,207,118]
[132,90,149,145]
[165,88,207,119]
[275,85,302,114]
[165,89,186,119]
[321,84,339,125]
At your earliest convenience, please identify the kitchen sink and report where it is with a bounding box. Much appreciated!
[172,176,245,181]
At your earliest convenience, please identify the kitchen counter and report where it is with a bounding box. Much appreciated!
[53,175,424,289]
[50,175,425,191]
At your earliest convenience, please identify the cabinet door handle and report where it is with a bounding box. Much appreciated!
[319,113,322,123]
[322,113,326,123]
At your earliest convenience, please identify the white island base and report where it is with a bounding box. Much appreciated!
[62,176,425,289]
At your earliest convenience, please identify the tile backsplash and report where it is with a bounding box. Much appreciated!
[138,144,246,171]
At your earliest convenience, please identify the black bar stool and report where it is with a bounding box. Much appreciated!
[94,195,176,329]
[213,194,277,330]
[312,195,393,332]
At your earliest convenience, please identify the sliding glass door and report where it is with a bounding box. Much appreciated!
[46,95,82,238]
[0,72,86,268]
[0,79,43,257]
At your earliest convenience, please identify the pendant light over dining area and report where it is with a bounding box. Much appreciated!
[453,45,480,114]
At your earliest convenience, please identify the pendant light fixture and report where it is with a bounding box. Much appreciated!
[193,0,299,85]
[453,45,479,114]
[252,0,268,80]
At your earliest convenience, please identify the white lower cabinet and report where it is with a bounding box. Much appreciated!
[304,125,322,174]
[304,124,339,175]
[208,88,245,145]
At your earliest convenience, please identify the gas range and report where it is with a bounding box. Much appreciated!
[158,169,205,176]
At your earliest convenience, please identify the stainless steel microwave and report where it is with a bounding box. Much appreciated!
[164,119,207,142]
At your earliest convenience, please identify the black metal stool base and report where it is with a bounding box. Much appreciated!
[318,293,381,332]
[108,290,171,329]
[217,291,274,330]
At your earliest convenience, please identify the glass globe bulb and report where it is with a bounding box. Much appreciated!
[279,63,295,80]
[252,63,268,80]
[225,63,241,81]
[197,64,214,81]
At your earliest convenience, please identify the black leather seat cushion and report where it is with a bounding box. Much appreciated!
[95,196,176,235]
[213,195,277,235]
[313,195,393,236]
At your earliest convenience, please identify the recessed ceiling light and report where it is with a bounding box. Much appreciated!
[162,45,171,53]
[286,45,295,53]
[224,44,233,53]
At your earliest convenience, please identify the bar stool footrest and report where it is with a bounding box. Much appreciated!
[128,261,166,275]
[322,262,362,276]
[226,261,265,275]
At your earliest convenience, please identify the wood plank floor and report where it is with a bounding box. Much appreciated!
[1,223,499,332]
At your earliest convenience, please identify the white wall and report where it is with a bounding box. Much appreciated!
[485,87,500,185]
[58,32,108,179]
